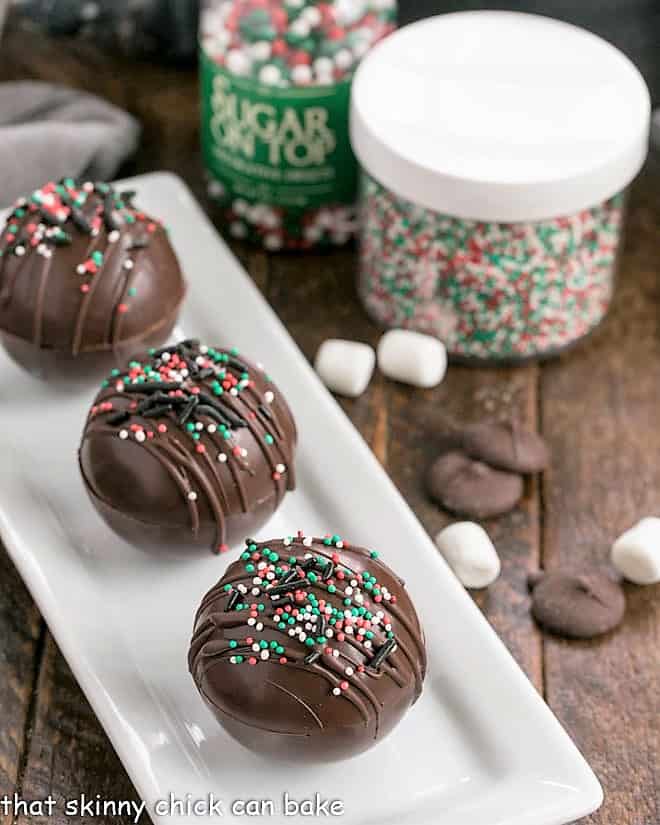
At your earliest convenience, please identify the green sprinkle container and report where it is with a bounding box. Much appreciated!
[200,0,397,251]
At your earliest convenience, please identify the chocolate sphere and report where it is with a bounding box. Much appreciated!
[0,179,185,380]
[79,340,297,556]
[189,534,426,762]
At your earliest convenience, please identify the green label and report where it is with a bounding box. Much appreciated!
[200,49,357,210]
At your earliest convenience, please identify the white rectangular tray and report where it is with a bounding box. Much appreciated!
[0,173,602,825]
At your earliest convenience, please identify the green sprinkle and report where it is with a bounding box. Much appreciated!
[229,640,238,649]
[305,638,315,647]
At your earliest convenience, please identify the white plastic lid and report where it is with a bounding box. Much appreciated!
[350,11,651,222]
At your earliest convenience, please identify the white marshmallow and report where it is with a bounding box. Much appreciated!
[435,522,500,589]
[377,329,447,388]
[314,339,375,398]
[611,518,660,584]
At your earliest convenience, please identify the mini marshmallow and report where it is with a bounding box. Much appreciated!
[435,522,501,589]
[611,517,660,584]
[314,339,375,398]
[377,329,447,388]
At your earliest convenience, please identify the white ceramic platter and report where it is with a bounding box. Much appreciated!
[0,173,602,825]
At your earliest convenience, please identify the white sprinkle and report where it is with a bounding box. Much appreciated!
[264,391,275,404]
[123,259,134,270]
[364,641,372,649]
[247,618,256,626]
[253,577,262,585]
[332,649,340,658]
[238,584,247,594]
[218,452,227,462]
[303,537,313,547]
[276,463,285,473]
[195,422,203,431]
[135,430,146,443]
[257,561,267,570]
[259,64,282,85]
[334,48,354,70]
[233,199,248,216]
[161,352,171,362]
[264,233,283,251]
[187,491,198,501]
[230,388,238,396]
[207,424,217,434]
[230,656,237,664]
[76,264,86,275]
[256,622,264,631]
[252,643,260,652]
[332,687,341,696]
[226,49,252,76]
[350,579,358,587]
[336,541,344,549]
[118,429,128,440]
[250,40,272,61]
[345,586,353,596]
[251,587,260,595]
[260,650,269,660]
[299,633,306,642]
[292,64,313,85]
[200,345,208,354]
[241,448,248,458]
[345,667,354,676]
[283,537,292,546]
[288,629,296,637]
[108,230,120,243]
[325,629,334,638]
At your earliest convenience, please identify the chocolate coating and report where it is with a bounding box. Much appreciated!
[426,450,523,518]
[79,340,297,556]
[529,570,625,638]
[189,535,426,762]
[0,179,185,379]
[462,419,549,474]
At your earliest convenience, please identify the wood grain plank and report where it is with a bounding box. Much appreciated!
[0,552,42,825]
[15,634,145,825]
[268,251,544,685]
[540,173,660,825]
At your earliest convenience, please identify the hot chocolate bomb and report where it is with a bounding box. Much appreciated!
[189,534,426,762]
[79,341,296,555]
[0,179,185,379]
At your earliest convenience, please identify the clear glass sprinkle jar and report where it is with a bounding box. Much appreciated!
[350,12,650,363]
[200,0,396,251]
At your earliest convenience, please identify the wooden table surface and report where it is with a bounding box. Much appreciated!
[0,24,658,825]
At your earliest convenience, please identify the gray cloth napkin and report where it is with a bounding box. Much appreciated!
[0,81,140,204]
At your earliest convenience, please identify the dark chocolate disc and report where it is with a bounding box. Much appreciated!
[529,570,625,638]
[0,179,185,375]
[426,449,523,518]
[189,534,426,762]
[79,340,297,556]
[462,419,549,473]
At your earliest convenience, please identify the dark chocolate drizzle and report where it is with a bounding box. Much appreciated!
[0,179,165,354]
[189,536,427,739]
[81,340,296,552]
